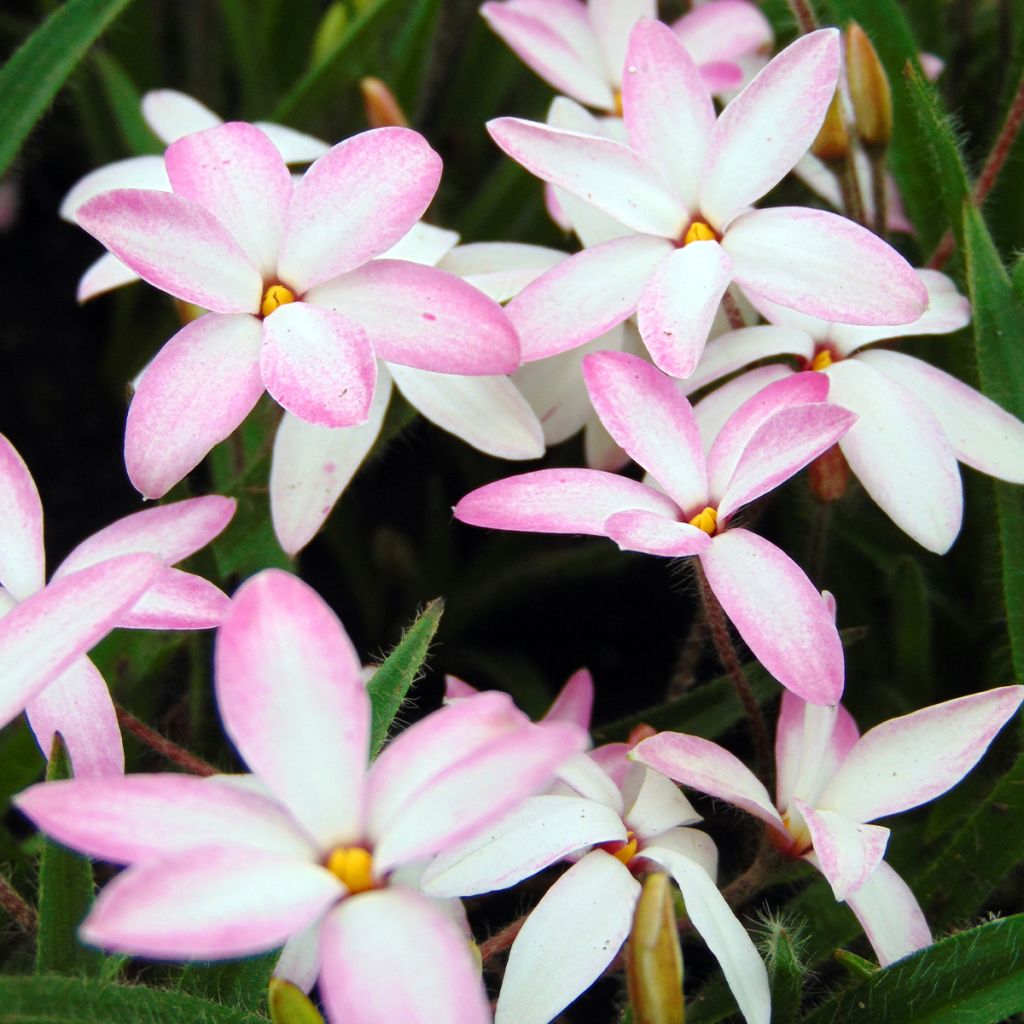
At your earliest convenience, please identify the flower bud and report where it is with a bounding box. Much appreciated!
[764,916,806,1022]
[626,872,684,1024]
[810,89,851,164]
[809,445,850,504]
[361,77,409,129]
[268,979,326,1024]
[846,23,893,152]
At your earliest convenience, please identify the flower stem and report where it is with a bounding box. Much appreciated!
[115,703,217,777]
[869,152,888,236]
[0,871,36,935]
[722,290,746,330]
[481,914,526,963]
[786,0,818,34]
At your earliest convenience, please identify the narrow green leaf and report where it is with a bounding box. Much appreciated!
[800,914,1024,1023]
[176,952,278,1013]
[887,557,933,708]
[268,978,325,1024]
[834,948,879,979]
[92,50,161,156]
[34,737,102,979]
[0,0,138,176]
[367,598,444,754]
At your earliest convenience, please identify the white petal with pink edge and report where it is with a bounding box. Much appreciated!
[0,434,45,600]
[119,568,230,630]
[605,509,711,557]
[545,667,595,729]
[589,0,656,81]
[817,686,1024,823]
[437,240,565,303]
[60,155,170,222]
[622,763,701,837]
[141,89,221,142]
[557,751,625,810]
[673,0,773,65]
[215,570,369,849]
[794,801,889,900]
[252,122,331,164]
[693,365,795,453]
[77,253,140,303]
[684,325,814,394]
[378,220,459,266]
[643,826,718,878]
[843,859,932,967]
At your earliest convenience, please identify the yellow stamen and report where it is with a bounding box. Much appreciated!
[688,506,718,535]
[683,221,716,245]
[261,284,296,318]
[613,833,639,865]
[613,89,624,117]
[810,349,834,372]
[326,847,376,894]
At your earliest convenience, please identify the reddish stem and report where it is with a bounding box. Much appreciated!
[787,0,818,34]
[481,915,526,963]
[0,871,36,935]
[115,704,217,776]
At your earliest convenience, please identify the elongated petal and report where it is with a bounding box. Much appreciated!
[270,373,392,556]
[639,845,771,1024]
[390,365,544,458]
[623,19,715,208]
[216,570,369,849]
[307,260,519,374]
[125,313,264,499]
[701,30,839,227]
[605,509,711,556]
[120,568,230,629]
[637,241,733,377]
[673,0,773,65]
[683,325,814,394]
[76,189,262,312]
[16,774,315,862]
[60,156,170,222]
[693,365,794,453]
[818,686,1024,822]
[320,889,490,1024]
[141,89,221,142]
[81,846,340,958]
[253,121,331,164]
[488,117,687,237]
[0,433,45,600]
[857,349,1024,483]
[630,732,785,831]
[508,235,672,360]
[826,359,962,553]
[0,554,161,730]
[645,825,717,878]
[25,658,122,778]
[583,350,708,509]
[558,751,625,810]
[438,240,565,303]
[622,765,702,837]
[590,0,656,81]
[166,122,292,279]
[546,667,595,729]
[260,303,376,427]
[77,253,139,303]
[422,794,626,897]
[843,860,932,967]
[454,468,678,536]
[701,529,844,704]
[725,207,927,325]
[495,851,641,1024]
[794,801,888,900]
[278,128,441,292]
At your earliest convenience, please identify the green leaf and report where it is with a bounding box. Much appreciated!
[92,50,161,156]
[800,914,1024,1023]
[0,975,270,1023]
[834,948,880,980]
[34,737,102,979]
[887,557,933,708]
[764,920,805,1024]
[268,978,325,1024]
[176,952,278,1013]
[366,598,444,755]
[0,0,139,177]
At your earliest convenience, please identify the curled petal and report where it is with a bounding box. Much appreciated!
[622,764,702,837]
[683,325,814,394]
[794,801,889,900]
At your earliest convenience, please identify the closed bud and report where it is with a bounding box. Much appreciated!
[361,77,409,129]
[846,23,893,152]
[810,89,850,164]
[268,978,326,1024]
[626,872,684,1024]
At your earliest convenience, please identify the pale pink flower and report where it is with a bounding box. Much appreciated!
[424,739,769,1024]
[16,569,586,1023]
[632,683,1024,965]
[488,21,927,377]
[455,351,856,704]
[75,122,519,499]
[0,434,233,776]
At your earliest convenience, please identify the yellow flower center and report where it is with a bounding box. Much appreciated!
[810,349,834,372]
[683,221,717,245]
[261,284,296,318]
[688,507,718,535]
[326,846,376,894]
[613,832,639,865]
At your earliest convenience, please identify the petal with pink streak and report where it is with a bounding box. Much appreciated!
[141,89,221,142]
[307,260,519,375]
[508,234,672,361]
[700,529,844,705]
[215,570,369,849]
[422,793,626,897]
[693,365,795,453]
[725,207,928,325]
[77,253,140,303]
[0,433,45,600]
[673,0,773,65]
[844,859,932,967]
[639,844,771,1024]
[60,155,170,223]
[630,732,784,831]
[794,801,889,900]
[278,128,441,292]
[857,349,1024,483]
[826,359,963,553]
[81,846,340,959]
[545,667,594,729]
[637,241,733,378]
[605,509,711,557]
[166,122,293,279]
[253,122,331,165]
[454,468,678,536]
[320,889,490,1024]
[818,685,1024,823]
[76,189,262,313]
[0,554,161,730]
[26,658,123,778]
[622,19,715,208]
[494,851,641,1024]
[260,302,376,428]
[701,30,840,227]
[487,117,688,238]
[683,324,814,395]
[120,568,230,630]
[270,373,392,557]
[589,0,656,81]
[437,240,566,303]
[583,350,708,509]
[125,313,264,499]
[15,774,315,862]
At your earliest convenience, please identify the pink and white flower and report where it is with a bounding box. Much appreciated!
[75,121,519,499]
[489,21,927,377]
[632,684,1024,966]
[16,569,587,1023]
[455,351,855,704]
[0,434,234,776]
